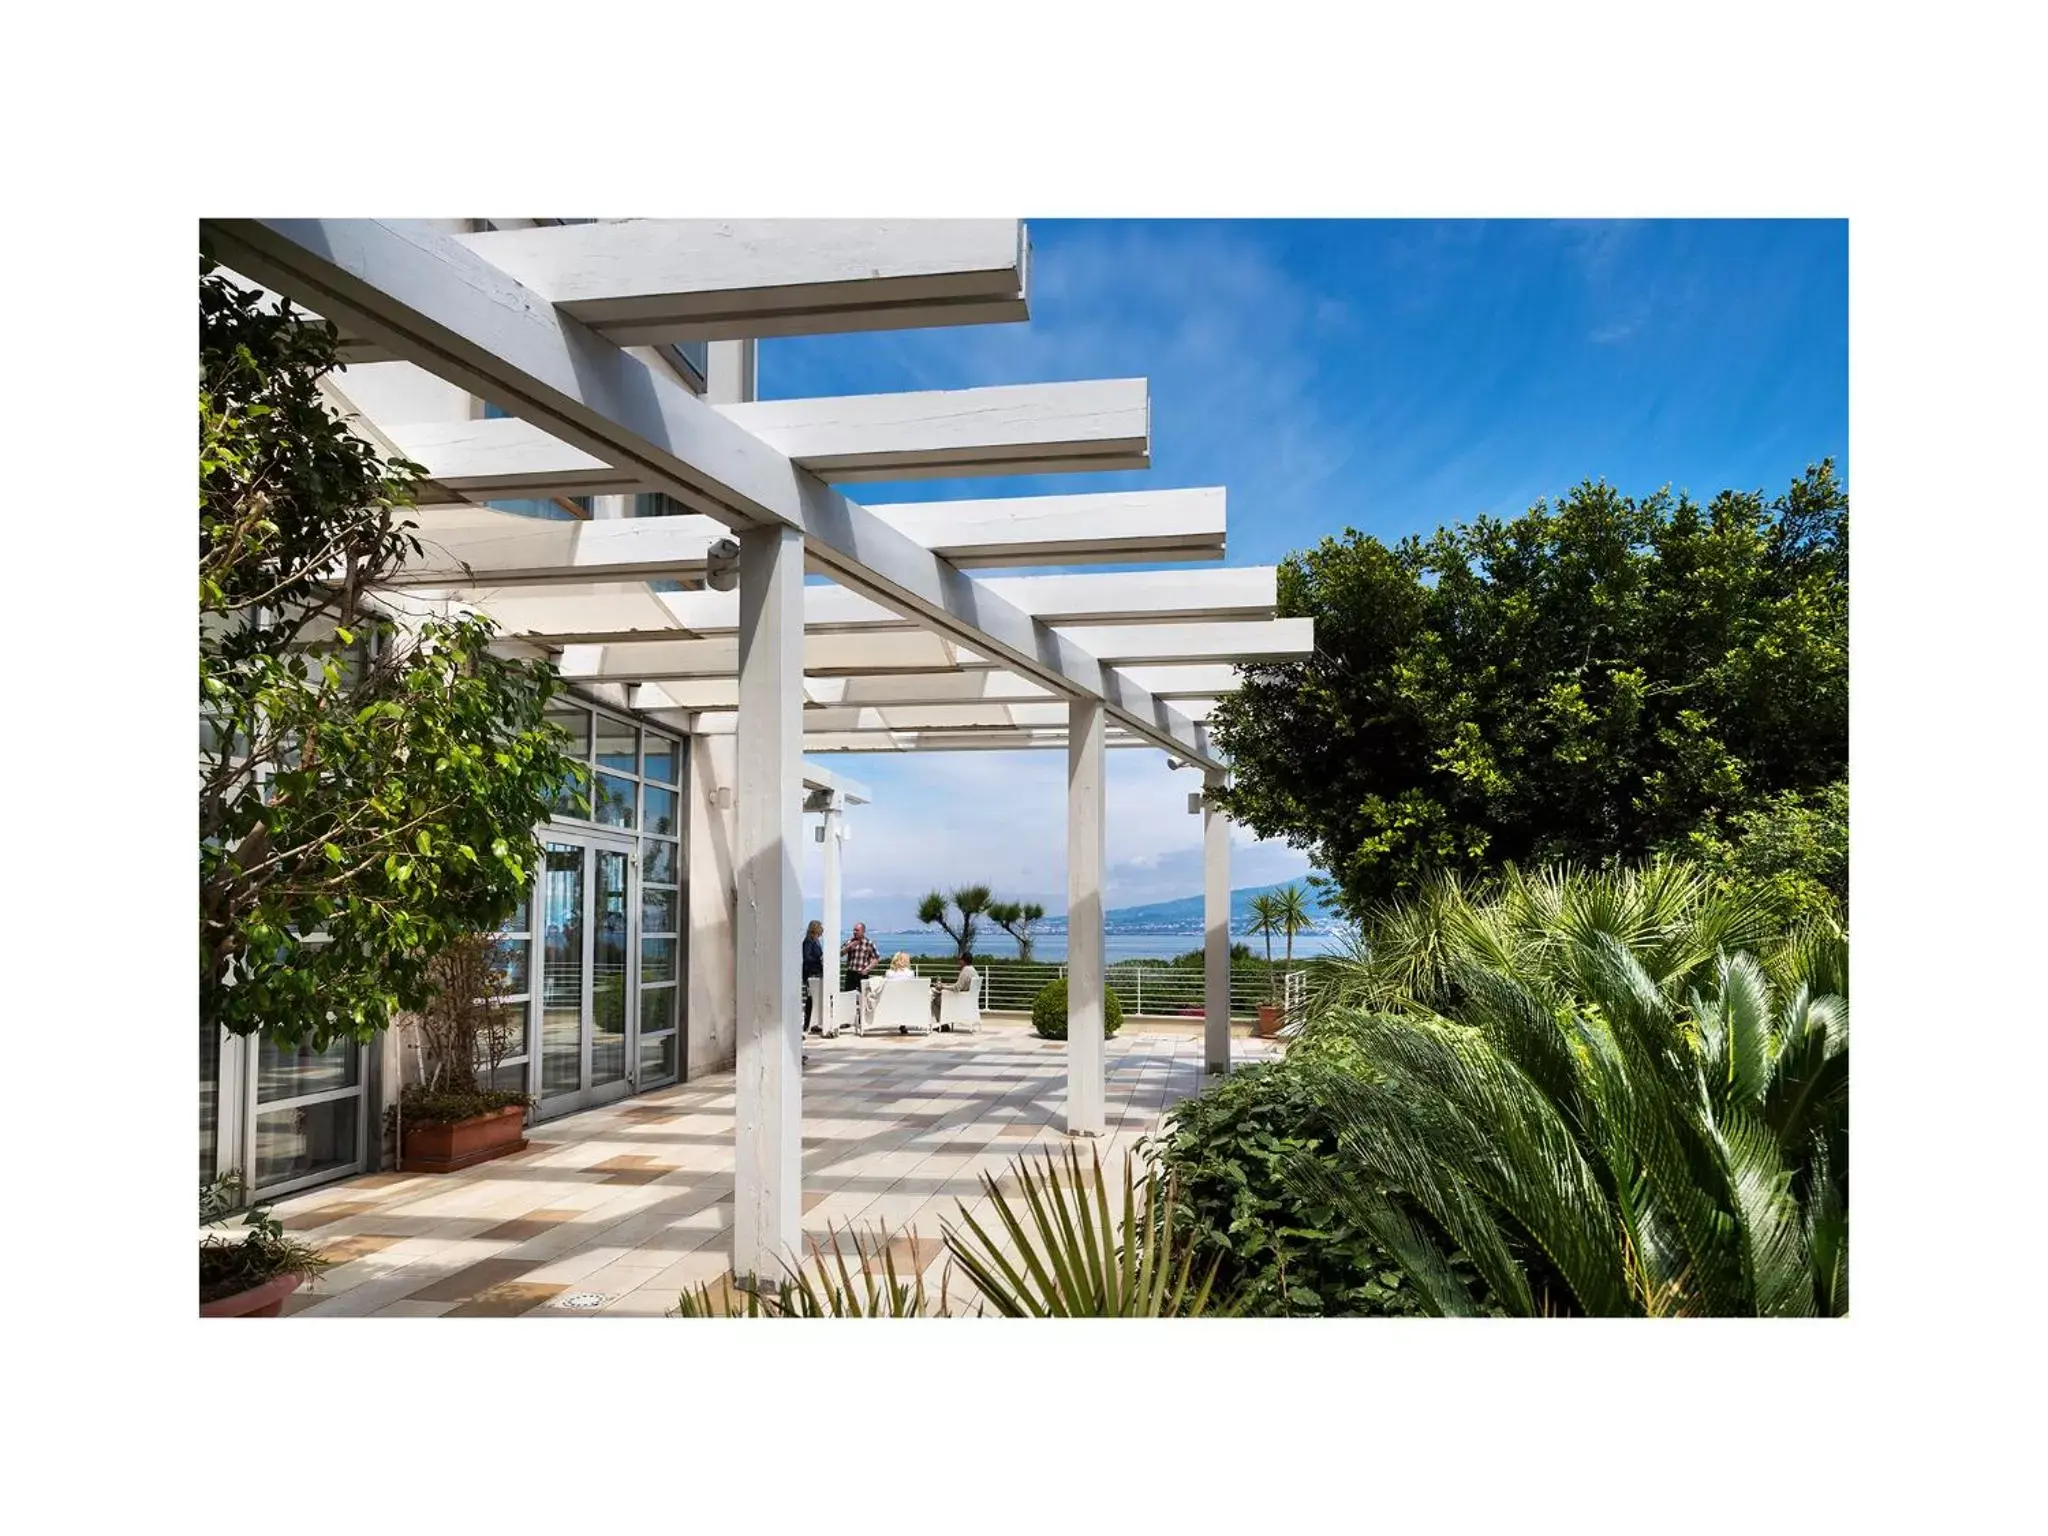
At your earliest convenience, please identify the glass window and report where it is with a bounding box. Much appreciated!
[634,493,690,517]
[643,734,680,785]
[546,703,591,761]
[499,893,531,935]
[642,887,679,935]
[596,718,638,775]
[594,773,636,829]
[641,838,676,885]
[199,1021,219,1185]
[494,938,531,996]
[257,1035,359,1104]
[642,785,679,838]
[640,1031,678,1085]
[254,1098,360,1189]
[640,985,676,1037]
[642,937,676,983]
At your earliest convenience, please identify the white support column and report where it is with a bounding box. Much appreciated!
[820,795,844,1034]
[732,523,804,1282]
[1066,699,1107,1136]
[1203,768,1232,1075]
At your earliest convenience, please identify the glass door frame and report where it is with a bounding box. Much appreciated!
[235,1027,372,1202]
[532,827,641,1123]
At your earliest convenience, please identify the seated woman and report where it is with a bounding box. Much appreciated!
[886,951,915,977]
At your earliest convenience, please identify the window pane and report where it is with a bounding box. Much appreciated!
[641,984,676,1036]
[640,1029,678,1085]
[546,703,590,761]
[641,838,676,884]
[256,1035,359,1104]
[643,886,679,935]
[592,850,629,1089]
[483,1059,529,1095]
[494,937,531,997]
[642,937,676,983]
[200,1021,219,1185]
[642,785,679,837]
[253,1098,360,1189]
[594,773,636,829]
[643,734,680,785]
[595,716,638,774]
[499,892,531,935]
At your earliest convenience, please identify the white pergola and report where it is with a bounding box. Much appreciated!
[202,218,1311,1280]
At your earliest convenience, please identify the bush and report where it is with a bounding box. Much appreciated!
[1030,978,1124,1040]
[1147,1051,1431,1317]
[392,1083,531,1128]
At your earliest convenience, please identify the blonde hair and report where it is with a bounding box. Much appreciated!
[889,951,913,970]
[806,920,823,938]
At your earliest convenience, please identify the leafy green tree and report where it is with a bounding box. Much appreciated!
[986,898,1046,960]
[1208,466,1848,918]
[1674,778,1848,923]
[1271,883,1315,971]
[200,259,581,1048]
[916,885,993,964]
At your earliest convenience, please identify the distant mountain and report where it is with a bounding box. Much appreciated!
[1039,880,1337,934]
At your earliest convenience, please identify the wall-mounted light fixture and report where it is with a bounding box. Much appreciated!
[710,785,734,811]
[704,536,741,592]
[1187,791,1204,814]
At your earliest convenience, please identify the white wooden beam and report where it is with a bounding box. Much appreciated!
[474,568,1274,644]
[732,524,804,1281]
[557,630,978,682]
[454,219,1029,342]
[721,380,1147,482]
[865,488,1225,567]
[1067,699,1107,1136]
[381,379,1150,494]
[1057,620,1314,666]
[204,219,1216,767]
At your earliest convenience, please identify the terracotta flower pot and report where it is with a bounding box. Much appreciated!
[1257,1004,1283,1038]
[201,1271,305,1318]
[401,1103,529,1173]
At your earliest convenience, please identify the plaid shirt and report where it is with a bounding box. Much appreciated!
[841,933,879,975]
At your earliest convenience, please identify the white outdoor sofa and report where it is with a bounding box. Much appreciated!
[863,972,932,1035]
[936,987,981,1032]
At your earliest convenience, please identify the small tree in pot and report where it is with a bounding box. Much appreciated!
[200,1173,331,1317]
[394,936,534,1172]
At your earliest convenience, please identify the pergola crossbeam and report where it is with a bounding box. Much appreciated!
[207,219,1219,761]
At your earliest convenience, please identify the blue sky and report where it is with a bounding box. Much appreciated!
[772,219,1849,927]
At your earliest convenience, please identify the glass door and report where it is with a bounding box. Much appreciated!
[536,834,639,1120]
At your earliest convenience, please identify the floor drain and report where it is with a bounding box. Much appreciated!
[554,1292,609,1310]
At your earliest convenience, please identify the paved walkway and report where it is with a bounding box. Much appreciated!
[269,1022,1278,1316]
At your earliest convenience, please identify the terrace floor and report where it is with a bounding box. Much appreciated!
[269,1020,1281,1316]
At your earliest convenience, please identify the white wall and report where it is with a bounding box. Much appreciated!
[686,732,740,1076]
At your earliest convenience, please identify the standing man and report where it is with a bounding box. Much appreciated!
[841,921,880,1029]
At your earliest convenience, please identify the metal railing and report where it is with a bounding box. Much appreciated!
[950,960,1297,1021]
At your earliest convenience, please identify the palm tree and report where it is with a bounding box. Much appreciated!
[1246,892,1283,1004]
[1271,884,1315,1002]
[987,899,1045,961]
[1287,863,1847,1317]
[917,885,992,966]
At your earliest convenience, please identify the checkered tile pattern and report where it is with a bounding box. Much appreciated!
[264,1022,1280,1317]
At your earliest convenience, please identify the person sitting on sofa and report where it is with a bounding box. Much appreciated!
[931,956,978,1024]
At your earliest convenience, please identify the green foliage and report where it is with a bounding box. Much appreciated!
[916,885,993,963]
[1286,864,1848,1316]
[1148,1058,1433,1316]
[1209,466,1849,917]
[1030,977,1124,1039]
[942,1144,1232,1317]
[199,260,582,1048]
[674,1224,956,1317]
[393,1084,532,1128]
[198,1172,331,1304]
[986,898,1047,960]
[1675,778,1848,923]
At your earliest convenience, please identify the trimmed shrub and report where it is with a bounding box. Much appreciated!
[1147,1048,1430,1317]
[1030,978,1124,1040]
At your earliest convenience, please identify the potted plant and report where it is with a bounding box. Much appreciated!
[199,1172,330,1317]
[393,935,534,1173]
